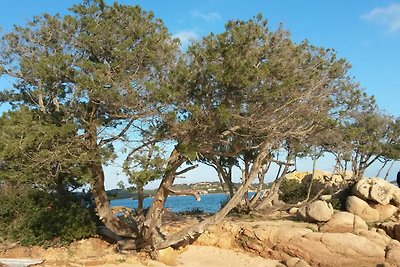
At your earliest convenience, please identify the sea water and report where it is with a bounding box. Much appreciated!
[110,193,229,214]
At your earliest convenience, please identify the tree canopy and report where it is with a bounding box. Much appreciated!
[1,0,399,253]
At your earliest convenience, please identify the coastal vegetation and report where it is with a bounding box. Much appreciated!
[1,0,400,258]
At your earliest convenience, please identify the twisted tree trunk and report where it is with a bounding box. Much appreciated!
[86,123,136,237]
[152,141,273,250]
[137,148,186,251]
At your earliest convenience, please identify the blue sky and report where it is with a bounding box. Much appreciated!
[1,1,400,188]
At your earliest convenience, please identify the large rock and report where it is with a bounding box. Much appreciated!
[239,223,393,267]
[346,195,398,222]
[385,240,400,266]
[319,211,368,233]
[378,222,400,242]
[202,220,400,267]
[353,178,400,206]
[297,200,333,222]
[370,202,398,221]
[346,196,379,221]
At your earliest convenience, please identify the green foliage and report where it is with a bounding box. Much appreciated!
[0,108,92,187]
[177,208,205,215]
[329,184,354,211]
[0,0,179,184]
[279,179,309,204]
[168,14,353,163]
[123,143,167,187]
[0,186,96,246]
[1,0,397,250]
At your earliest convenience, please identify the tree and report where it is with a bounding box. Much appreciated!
[0,0,178,236]
[378,117,400,179]
[0,107,91,190]
[123,16,355,251]
[1,2,359,253]
[0,108,96,245]
[329,91,392,179]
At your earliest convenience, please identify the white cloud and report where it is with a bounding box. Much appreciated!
[362,3,400,32]
[173,30,198,47]
[192,10,221,22]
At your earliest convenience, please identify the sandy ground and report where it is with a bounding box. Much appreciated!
[175,246,282,267]
[97,246,283,267]
[0,214,293,267]
[0,238,283,267]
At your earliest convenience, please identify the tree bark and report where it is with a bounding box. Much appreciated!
[304,156,318,202]
[212,157,235,198]
[90,160,136,237]
[137,181,144,214]
[138,148,186,250]
[249,162,270,208]
[86,123,135,237]
[254,165,288,211]
[376,160,388,178]
[153,141,272,250]
[384,160,396,180]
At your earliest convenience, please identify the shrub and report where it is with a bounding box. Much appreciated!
[0,186,96,247]
[279,179,309,204]
[329,183,355,211]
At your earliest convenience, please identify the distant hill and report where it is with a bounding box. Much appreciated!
[106,188,157,200]
[106,181,267,200]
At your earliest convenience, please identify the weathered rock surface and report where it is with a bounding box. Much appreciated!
[346,195,380,221]
[378,222,400,242]
[370,202,398,221]
[285,170,354,186]
[319,195,332,201]
[297,200,333,222]
[288,207,298,214]
[353,177,400,206]
[385,240,400,266]
[319,211,368,233]
[346,195,398,222]
[272,232,386,267]
[198,219,400,267]
[282,257,310,267]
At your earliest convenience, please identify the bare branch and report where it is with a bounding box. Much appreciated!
[165,187,207,201]
[268,158,295,166]
[175,164,198,176]
[99,117,137,146]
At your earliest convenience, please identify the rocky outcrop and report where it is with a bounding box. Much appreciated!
[273,232,387,267]
[346,195,398,222]
[297,200,333,222]
[241,222,399,267]
[352,178,400,206]
[197,219,400,267]
[285,170,355,187]
[319,212,368,233]
[346,196,380,221]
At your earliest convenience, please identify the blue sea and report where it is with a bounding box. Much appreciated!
[110,193,229,214]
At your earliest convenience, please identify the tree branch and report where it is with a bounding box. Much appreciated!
[165,187,207,201]
[175,164,198,176]
[99,117,136,146]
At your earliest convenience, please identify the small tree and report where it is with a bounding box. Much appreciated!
[335,106,392,179]
[123,143,166,214]
[0,0,178,236]
[0,108,96,245]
